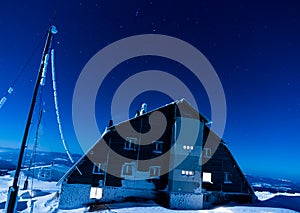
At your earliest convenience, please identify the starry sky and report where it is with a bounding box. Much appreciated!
[0,0,300,181]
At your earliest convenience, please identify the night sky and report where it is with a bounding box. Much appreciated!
[0,1,300,181]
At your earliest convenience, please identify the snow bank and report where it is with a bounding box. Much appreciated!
[58,204,297,213]
[0,175,12,203]
[213,206,297,213]
[255,191,300,201]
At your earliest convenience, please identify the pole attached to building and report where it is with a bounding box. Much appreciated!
[5,25,57,213]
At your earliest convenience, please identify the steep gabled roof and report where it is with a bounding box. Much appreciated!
[57,99,209,185]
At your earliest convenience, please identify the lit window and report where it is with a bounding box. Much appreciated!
[124,137,137,151]
[181,170,194,176]
[203,172,212,183]
[90,187,103,199]
[153,141,163,154]
[92,163,106,175]
[183,145,194,150]
[121,162,135,177]
[149,166,161,178]
[224,172,232,184]
[204,148,212,158]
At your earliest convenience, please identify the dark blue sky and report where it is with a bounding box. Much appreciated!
[0,1,300,181]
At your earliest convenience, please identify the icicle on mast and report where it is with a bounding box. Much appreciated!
[51,49,74,164]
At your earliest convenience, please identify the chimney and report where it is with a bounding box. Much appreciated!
[140,103,147,115]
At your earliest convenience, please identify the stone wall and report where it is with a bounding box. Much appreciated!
[169,192,203,209]
[58,182,156,209]
[58,182,92,209]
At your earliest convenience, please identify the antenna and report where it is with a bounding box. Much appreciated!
[5,25,57,213]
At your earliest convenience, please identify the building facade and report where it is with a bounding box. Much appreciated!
[57,99,255,209]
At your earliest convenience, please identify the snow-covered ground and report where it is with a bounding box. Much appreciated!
[0,174,299,213]
[0,174,59,212]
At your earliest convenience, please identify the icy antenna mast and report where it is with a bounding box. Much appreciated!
[5,25,57,213]
[51,48,74,163]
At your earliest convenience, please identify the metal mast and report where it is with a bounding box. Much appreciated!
[5,25,57,213]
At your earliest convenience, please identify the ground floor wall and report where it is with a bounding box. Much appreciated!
[58,182,254,210]
[58,182,91,209]
[100,186,156,203]
[202,192,255,209]
[58,182,156,209]
[168,192,203,210]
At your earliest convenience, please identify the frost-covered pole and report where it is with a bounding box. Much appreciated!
[51,49,74,164]
[5,25,57,213]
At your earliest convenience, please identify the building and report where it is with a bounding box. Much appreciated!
[57,99,255,209]
[23,164,70,182]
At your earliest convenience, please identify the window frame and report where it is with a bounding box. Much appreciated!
[203,147,212,158]
[224,172,233,184]
[203,172,213,183]
[92,162,106,175]
[153,141,163,154]
[90,187,103,199]
[124,137,138,151]
[121,162,135,177]
[149,165,161,178]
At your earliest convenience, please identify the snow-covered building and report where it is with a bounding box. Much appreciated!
[25,164,70,182]
[10,164,70,182]
[57,99,256,209]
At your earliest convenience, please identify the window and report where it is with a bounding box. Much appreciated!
[181,170,195,176]
[149,166,161,178]
[92,163,106,175]
[203,148,212,158]
[124,137,137,151]
[183,145,194,150]
[153,141,163,154]
[224,172,232,184]
[90,187,103,199]
[121,162,135,177]
[203,172,212,183]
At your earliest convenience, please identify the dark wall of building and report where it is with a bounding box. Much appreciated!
[67,157,96,184]
[202,126,254,195]
[66,103,178,191]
